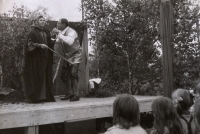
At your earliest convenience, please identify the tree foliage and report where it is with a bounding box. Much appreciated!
[173,0,200,89]
[83,0,200,95]
[0,4,51,87]
[0,5,31,87]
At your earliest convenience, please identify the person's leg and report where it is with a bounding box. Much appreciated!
[60,65,73,100]
[70,63,80,101]
[63,78,73,94]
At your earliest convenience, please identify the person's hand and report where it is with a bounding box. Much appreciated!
[51,32,57,39]
[52,28,60,35]
[40,44,48,49]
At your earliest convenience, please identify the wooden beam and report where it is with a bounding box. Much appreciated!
[64,118,96,134]
[24,126,39,134]
[160,0,174,97]
[79,27,89,93]
[0,96,160,129]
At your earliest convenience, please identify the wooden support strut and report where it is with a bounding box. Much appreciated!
[25,126,39,134]
[160,0,174,97]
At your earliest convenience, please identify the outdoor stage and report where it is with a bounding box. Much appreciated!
[0,95,160,134]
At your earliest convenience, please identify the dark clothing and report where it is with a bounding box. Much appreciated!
[61,63,79,81]
[24,26,55,102]
[61,63,79,95]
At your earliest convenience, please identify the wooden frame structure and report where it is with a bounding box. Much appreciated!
[160,0,174,97]
[0,95,160,134]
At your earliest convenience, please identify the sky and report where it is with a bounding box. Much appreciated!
[0,0,82,21]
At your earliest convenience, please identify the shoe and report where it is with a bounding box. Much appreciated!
[60,94,74,100]
[70,95,80,101]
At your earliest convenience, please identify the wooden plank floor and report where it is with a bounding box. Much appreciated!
[0,95,160,129]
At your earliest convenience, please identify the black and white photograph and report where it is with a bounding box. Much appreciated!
[0,0,200,134]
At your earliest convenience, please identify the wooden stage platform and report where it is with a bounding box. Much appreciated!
[0,95,160,134]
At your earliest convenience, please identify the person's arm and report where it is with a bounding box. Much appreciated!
[27,31,48,51]
[27,39,40,51]
[57,29,78,45]
[27,40,48,51]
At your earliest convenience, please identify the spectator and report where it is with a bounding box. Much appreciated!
[195,83,200,100]
[171,88,195,134]
[191,98,200,134]
[172,88,194,115]
[151,97,184,134]
[104,95,147,134]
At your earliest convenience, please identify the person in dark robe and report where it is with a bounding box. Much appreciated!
[24,16,55,103]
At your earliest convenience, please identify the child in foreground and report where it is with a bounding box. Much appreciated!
[171,88,195,134]
[191,98,200,134]
[104,95,147,134]
[150,97,185,134]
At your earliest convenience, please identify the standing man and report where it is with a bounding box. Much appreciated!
[53,18,82,101]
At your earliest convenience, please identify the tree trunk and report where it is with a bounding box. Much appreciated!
[128,57,132,94]
[128,70,132,94]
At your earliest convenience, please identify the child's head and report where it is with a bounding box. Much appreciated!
[152,97,177,122]
[171,88,194,115]
[113,95,140,129]
[152,97,184,134]
[194,98,200,133]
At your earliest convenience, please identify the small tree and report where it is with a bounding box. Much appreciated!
[83,0,161,95]
[0,4,52,89]
[172,0,200,89]
[0,4,32,88]
[29,6,51,20]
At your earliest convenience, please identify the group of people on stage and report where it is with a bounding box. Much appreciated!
[104,85,200,134]
[24,15,81,103]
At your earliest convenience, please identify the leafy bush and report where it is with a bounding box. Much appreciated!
[0,5,51,88]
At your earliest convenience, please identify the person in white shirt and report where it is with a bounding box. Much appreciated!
[52,18,82,101]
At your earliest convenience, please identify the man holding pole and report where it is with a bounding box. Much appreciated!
[52,18,82,101]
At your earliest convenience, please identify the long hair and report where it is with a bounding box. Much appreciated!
[171,88,194,115]
[194,98,200,133]
[152,97,184,134]
[113,95,140,129]
[195,82,200,94]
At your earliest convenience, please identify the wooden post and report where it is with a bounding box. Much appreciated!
[25,126,39,134]
[81,0,84,20]
[160,0,174,97]
[78,27,89,94]
[83,28,89,94]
